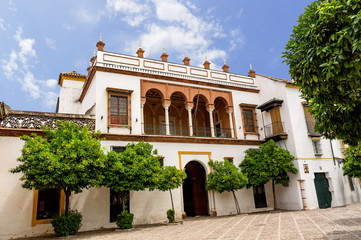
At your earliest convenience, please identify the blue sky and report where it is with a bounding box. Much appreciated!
[0,0,313,112]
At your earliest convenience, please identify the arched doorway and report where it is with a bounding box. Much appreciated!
[183,161,209,216]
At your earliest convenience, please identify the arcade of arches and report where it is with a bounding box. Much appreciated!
[140,80,236,138]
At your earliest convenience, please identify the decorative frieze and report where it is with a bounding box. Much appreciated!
[0,111,95,131]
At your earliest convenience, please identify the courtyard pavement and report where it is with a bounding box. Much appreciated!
[29,203,361,240]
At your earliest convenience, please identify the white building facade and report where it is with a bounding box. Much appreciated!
[0,39,360,239]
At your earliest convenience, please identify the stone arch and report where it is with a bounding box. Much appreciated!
[213,97,231,137]
[183,160,209,217]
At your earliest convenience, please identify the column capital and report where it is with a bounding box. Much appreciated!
[185,102,194,109]
[225,105,234,113]
[206,104,214,112]
[162,99,171,106]
[163,104,170,109]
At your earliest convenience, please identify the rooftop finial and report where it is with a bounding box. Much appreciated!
[100,33,102,41]
[185,51,187,57]
[205,55,207,60]
[93,50,96,56]
[224,59,226,64]
[163,48,165,53]
[139,41,141,48]
[250,64,253,70]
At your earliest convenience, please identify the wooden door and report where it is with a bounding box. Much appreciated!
[270,107,283,134]
[314,173,332,209]
[183,161,209,216]
[253,184,267,208]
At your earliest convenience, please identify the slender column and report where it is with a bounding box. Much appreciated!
[298,179,309,210]
[186,106,193,136]
[207,107,215,137]
[164,104,170,135]
[152,115,156,134]
[141,102,145,135]
[227,110,235,138]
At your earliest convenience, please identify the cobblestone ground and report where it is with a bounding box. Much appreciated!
[32,203,361,240]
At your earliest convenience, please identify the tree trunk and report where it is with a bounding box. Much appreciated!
[121,191,126,211]
[272,179,277,210]
[232,190,240,214]
[65,188,71,214]
[169,189,174,211]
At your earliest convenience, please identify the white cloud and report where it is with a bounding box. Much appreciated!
[43,91,58,108]
[236,8,243,18]
[229,28,245,51]
[106,0,150,26]
[0,18,6,31]
[8,0,17,11]
[1,27,59,109]
[14,27,36,68]
[207,7,216,14]
[184,1,197,10]
[46,38,56,50]
[3,50,18,79]
[123,0,228,68]
[62,24,74,31]
[45,79,57,89]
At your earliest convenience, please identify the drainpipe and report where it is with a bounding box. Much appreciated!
[330,139,336,166]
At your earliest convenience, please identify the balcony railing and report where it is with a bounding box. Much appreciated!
[144,123,190,136]
[264,121,287,140]
[143,123,232,138]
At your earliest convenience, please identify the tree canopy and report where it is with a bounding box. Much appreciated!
[240,140,297,208]
[343,142,361,177]
[157,166,186,211]
[283,0,361,145]
[102,142,162,210]
[206,159,248,214]
[10,121,105,213]
[240,140,297,187]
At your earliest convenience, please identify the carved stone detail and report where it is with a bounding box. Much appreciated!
[0,112,95,131]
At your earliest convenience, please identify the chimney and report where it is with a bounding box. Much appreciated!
[248,64,255,77]
[96,34,105,51]
[136,42,145,58]
[222,59,229,73]
[161,48,168,62]
[183,52,190,66]
[203,56,210,69]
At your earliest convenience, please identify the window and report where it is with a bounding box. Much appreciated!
[111,146,126,153]
[110,190,130,222]
[312,138,322,156]
[32,189,65,226]
[302,102,321,137]
[225,156,233,164]
[348,176,355,191]
[159,156,164,167]
[240,104,258,135]
[107,88,132,128]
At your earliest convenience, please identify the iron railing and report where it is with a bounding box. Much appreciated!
[264,121,286,138]
[143,123,232,138]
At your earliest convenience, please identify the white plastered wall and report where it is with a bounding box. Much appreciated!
[57,80,84,114]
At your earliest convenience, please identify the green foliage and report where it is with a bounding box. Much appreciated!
[157,166,186,215]
[240,140,298,187]
[206,159,247,214]
[157,166,186,192]
[206,160,248,193]
[116,210,134,229]
[10,121,106,214]
[51,210,82,237]
[343,142,361,177]
[283,0,361,145]
[103,142,162,193]
[167,209,175,223]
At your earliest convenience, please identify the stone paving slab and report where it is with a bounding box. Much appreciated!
[21,203,361,240]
